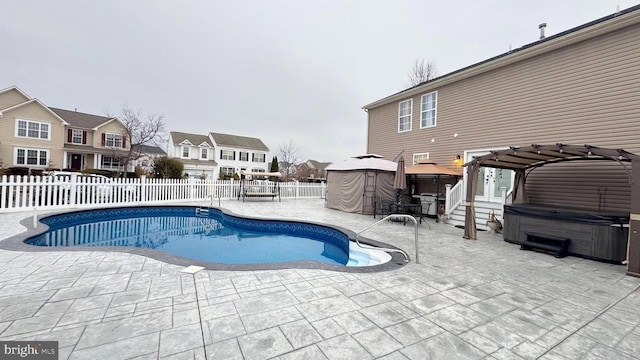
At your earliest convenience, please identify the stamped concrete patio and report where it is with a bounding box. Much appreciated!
[0,198,639,359]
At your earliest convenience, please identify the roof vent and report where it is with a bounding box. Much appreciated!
[539,23,547,40]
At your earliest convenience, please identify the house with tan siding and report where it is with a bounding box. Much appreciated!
[0,87,68,170]
[363,5,640,228]
[0,86,140,174]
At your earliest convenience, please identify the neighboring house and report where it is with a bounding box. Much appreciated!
[210,132,269,179]
[167,132,217,179]
[50,107,130,172]
[296,160,332,182]
[279,161,298,180]
[0,86,133,173]
[0,86,68,170]
[363,6,640,227]
[131,144,167,174]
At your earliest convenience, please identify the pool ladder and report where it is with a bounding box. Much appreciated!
[355,214,420,264]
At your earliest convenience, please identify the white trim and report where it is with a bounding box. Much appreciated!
[91,117,120,131]
[104,132,123,148]
[420,91,437,129]
[398,99,412,133]
[15,118,51,141]
[198,142,211,147]
[199,147,208,160]
[412,153,430,165]
[71,129,84,144]
[179,139,193,146]
[1,98,69,125]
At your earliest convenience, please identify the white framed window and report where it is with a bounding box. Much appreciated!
[71,129,83,144]
[252,168,265,173]
[412,153,430,165]
[181,146,190,158]
[101,156,120,169]
[16,119,50,140]
[239,151,249,161]
[15,147,49,166]
[220,167,234,176]
[420,92,437,128]
[221,150,235,160]
[105,133,123,147]
[398,99,412,132]
[252,153,266,163]
[200,147,208,160]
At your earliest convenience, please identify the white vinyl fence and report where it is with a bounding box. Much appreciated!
[0,175,326,213]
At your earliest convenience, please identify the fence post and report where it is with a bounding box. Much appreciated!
[295,180,300,199]
[69,173,78,207]
[321,181,326,199]
[140,175,146,204]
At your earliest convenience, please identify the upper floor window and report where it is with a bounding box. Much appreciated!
[398,99,412,132]
[420,92,437,128]
[200,147,208,160]
[16,119,50,140]
[15,147,49,166]
[220,150,235,160]
[182,146,190,158]
[70,129,85,144]
[103,133,123,148]
[413,153,430,165]
[252,153,266,163]
[239,151,249,161]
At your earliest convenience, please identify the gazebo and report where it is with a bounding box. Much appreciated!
[463,144,640,277]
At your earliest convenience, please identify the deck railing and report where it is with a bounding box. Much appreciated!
[0,175,326,213]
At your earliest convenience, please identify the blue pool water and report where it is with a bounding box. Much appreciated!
[26,207,358,266]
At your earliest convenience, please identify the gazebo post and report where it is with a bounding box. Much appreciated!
[627,158,640,277]
[463,162,479,240]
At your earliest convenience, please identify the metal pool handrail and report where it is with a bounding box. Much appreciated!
[354,214,419,263]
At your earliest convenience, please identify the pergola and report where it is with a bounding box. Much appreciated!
[463,143,640,277]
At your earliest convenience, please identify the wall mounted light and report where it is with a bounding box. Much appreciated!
[453,154,463,167]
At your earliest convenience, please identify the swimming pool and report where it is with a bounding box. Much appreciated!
[21,206,397,270]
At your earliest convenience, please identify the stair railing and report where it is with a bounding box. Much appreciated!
[354,214,419,263]
[445,180,464,217]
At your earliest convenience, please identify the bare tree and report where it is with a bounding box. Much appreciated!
[407,58,438,87]
[278,139,302,180]
[109,105,165,177]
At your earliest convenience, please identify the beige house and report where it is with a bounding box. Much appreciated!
[363,6,640,227]
[0,86,133,173]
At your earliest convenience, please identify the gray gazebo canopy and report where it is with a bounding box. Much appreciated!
[462,143,640,277]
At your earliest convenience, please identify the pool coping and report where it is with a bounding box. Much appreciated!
[0,205,408,273]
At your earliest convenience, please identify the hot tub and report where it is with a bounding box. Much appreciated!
[503,204,629,263]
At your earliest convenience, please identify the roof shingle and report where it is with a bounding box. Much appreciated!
[210,132,269,151]
[50,107,113,129]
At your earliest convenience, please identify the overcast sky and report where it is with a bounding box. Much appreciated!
[2,1,637,163]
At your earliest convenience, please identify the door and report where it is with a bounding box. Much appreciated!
[467,150,514,203]
[70,154,82,170]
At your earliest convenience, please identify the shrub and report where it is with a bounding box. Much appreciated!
[153,156,184,179]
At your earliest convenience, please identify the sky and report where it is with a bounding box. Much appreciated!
[2,0,637,163]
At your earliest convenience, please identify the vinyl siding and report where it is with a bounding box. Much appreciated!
[0,102,65,168]
[94,122,129,150]
[368,23,640,164]
[0,89,29,110]
[367,22,640,212]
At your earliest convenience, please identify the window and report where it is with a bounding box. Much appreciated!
[239,151,249,161]
[200,148,208,160]
[16,119,50,140]
[15,148,49,166]
[412,153,430,165]
[221,150,235,160]
[252,168,265,173]
[101,156,120,169]
[71,129,84,144]
[182,146,190,158]
[420,92,437,128]
[398,99,412,132]
[220,167,234,176]
[252,153,266,163]
[105,133,123,147]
